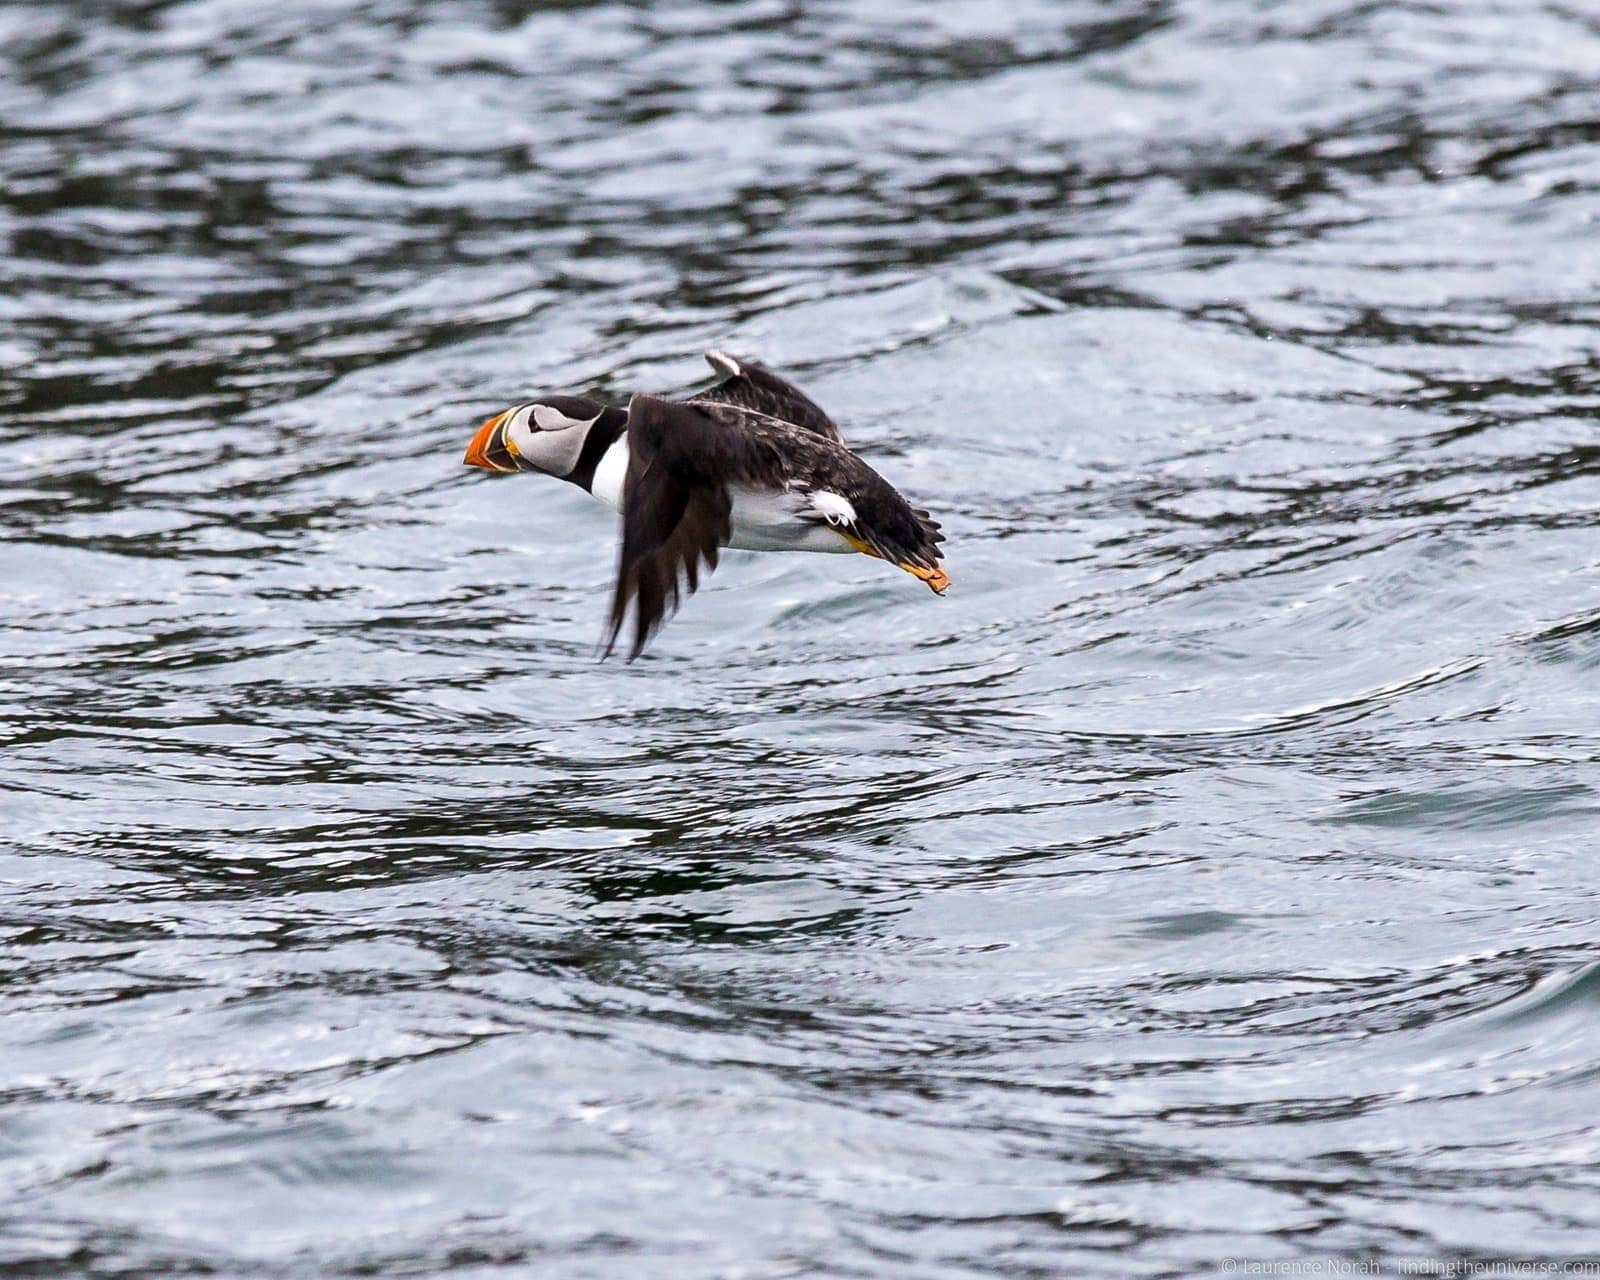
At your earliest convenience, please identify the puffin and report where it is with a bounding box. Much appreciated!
[463,351,948,658]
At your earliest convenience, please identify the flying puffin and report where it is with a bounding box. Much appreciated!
[463,351,948,658]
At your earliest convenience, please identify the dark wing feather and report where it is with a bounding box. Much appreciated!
[695,397,944,574]
[687,350,845,444]
[605,394,782,659]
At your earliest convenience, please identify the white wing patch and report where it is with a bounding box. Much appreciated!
[728,486,852,553]
[807,490,857,527]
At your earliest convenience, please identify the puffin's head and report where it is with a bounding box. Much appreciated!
[463,395,615,478]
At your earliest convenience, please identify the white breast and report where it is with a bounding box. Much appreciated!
[589,436,629,511]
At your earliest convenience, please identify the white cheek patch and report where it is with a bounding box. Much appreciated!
[502,403,594,477]
[533,404,600,431]
[505,410,539,461]
[808,490,856,527]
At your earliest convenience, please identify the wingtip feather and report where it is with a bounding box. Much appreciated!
[705,349,741,379]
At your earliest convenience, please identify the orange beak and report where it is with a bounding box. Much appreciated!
[464,410,518,472]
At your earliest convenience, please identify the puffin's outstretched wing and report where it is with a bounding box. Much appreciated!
[605,394,783,659]
[688,350,845,444]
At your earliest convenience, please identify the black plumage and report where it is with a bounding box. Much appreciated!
[687,350,845,444]
[606,384,945,658]
[465,349,947,659]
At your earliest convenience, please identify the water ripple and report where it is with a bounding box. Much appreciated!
[4,0,1600,1275]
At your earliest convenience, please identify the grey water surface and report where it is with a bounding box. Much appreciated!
[4,0,1600,1275]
